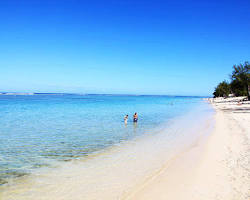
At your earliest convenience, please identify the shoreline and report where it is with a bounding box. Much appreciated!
[1,98,248,199]
[130,97,250,200]
[0,101,214,200]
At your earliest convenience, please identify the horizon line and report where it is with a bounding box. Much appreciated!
[0,92,211,98]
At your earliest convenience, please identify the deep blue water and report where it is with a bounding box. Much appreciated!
[0,94,205,184]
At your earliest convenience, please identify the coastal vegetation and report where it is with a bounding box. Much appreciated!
[213,61,250,99]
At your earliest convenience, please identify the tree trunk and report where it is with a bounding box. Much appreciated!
[247,84,250,100]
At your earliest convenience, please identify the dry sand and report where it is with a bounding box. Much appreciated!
[129,97,250,200]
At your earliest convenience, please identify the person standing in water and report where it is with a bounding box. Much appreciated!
[124,114,128,124]
[133,112,138,122]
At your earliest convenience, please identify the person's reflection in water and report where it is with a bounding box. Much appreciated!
[133,121,137,135]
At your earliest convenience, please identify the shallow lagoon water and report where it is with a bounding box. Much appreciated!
[0,94,209,185]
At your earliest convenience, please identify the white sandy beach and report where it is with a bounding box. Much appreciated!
[0,98,249,200]
[130,97,250,200]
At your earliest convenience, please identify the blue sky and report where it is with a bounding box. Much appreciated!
[0,0,249,96]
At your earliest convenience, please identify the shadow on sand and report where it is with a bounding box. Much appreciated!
[220,107,250,114]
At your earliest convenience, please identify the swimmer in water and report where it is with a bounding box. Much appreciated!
[133,112,138,123]
[124,114,128,124]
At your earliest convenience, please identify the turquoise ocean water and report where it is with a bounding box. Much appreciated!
[0,94,210,185]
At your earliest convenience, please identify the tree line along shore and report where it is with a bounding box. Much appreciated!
[213,61,250,100]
